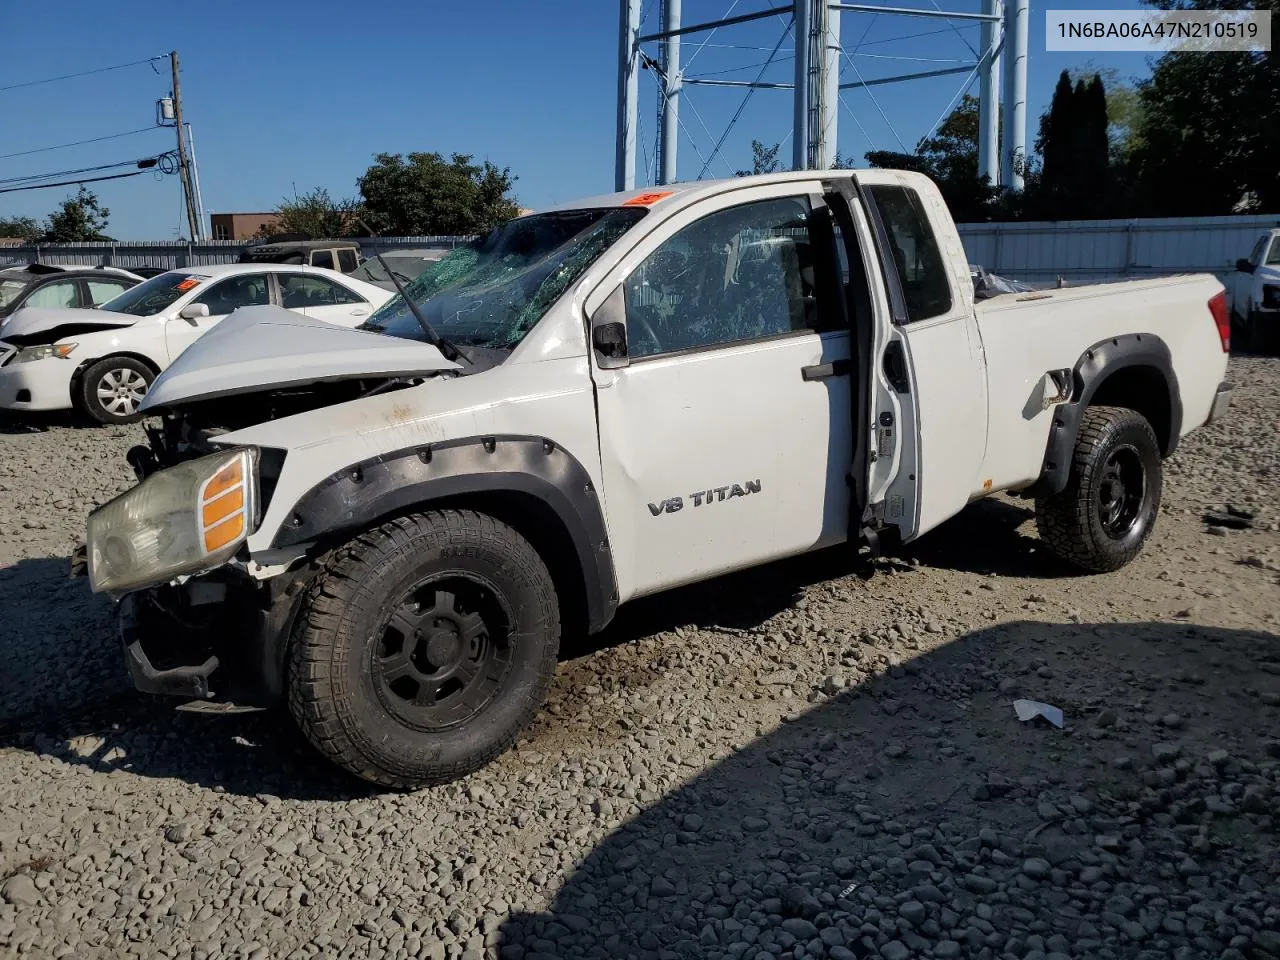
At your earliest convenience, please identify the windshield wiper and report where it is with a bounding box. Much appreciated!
[375,254,472,365]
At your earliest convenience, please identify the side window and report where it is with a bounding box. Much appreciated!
[24,280,80,309]
[623,196,829,359]
[86,279,131,307]
[278,273,364,309]
[867,184,952,323]
[1250,235,1268,266]
[310,250,336,270]
[1266,238,1280,266]
[336,248,358,272]
[192,275,270,316]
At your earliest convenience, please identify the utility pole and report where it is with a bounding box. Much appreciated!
[170,51,200,241]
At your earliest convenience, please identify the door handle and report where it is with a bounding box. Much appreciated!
[801,359,851,381]
[351,307,370,317]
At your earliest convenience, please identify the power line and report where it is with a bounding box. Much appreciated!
[0,170,148,195]
[0,155,169,187]
[0,127,159,161]
[0,56,164,94]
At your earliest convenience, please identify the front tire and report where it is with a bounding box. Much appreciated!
[78,356,155,424]
[1247,310,1275,355]
[288,510,560,789]
[1035,406,1162,573]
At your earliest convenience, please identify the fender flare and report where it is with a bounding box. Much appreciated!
[1032,333,1182,498]
[270,435,618,633]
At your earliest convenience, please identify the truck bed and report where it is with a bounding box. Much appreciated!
[972,273,1227,495]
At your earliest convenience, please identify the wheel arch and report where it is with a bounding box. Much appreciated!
[70,350,162,397]
[1032,333,1182,498]
[271,436,619,636]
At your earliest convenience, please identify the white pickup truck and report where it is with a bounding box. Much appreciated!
[80,171,1233,788]
[1229,227,1280,352]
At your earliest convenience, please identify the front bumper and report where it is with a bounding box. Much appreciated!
[1208,380,1233,424]
[0,349,76,411]
[115,568,314,706]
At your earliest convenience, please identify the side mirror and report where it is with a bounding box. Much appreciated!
[179,302,210,320]
[592,322,629,367]
[1236,258,1255,273]
[590,285,629,369]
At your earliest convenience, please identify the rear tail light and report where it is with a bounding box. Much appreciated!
[1208,291,1230,353]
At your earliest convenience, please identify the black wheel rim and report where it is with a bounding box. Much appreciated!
[372,574,513,731]
[1097,443,1146,539]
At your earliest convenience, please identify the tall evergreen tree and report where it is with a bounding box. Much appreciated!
[1037,71,1077,213]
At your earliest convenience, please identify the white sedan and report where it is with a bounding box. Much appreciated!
[0,263,393,423]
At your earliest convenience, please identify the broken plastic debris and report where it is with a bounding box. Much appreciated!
[1013,699,1064,728]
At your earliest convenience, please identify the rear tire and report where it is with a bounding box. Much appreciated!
[1035,406,1162,573]
[288,510,560,789]
[1247,310,1275,355]
[77,356,155,424]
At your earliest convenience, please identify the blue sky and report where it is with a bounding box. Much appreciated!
[1,0,1156,238]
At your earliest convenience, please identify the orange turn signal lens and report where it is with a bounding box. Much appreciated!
[197,453,251,555]
[203,461,242,501]
[201,487,243,528]
[203,514,245,552]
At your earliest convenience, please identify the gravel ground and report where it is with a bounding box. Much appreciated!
[1,355,1278,960]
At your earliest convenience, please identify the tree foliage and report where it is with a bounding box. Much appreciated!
[865,95,997,222]
[260,187,365,239]
[357,152,520,236]
[736,140,782,177]
[1127,0,1280,215]
[1030,71,1112,219]
[1068,64,1144,160]
[0,216,41,241]
[40,187,111,242]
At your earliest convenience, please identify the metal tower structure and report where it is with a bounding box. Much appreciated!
[615,0,1028,191]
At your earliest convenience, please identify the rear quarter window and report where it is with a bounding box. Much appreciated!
[867,184,953,323]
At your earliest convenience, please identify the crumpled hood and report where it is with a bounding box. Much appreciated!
[141,304,459,411]
[0,306,137,344]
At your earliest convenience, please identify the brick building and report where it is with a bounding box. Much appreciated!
[209,212,283,241]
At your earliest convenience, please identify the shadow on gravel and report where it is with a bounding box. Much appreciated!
[563,546,855,662]
[503,620,1280,960]
[0,554,375,801]
[0,410,91,434]
[904,498,1075,579]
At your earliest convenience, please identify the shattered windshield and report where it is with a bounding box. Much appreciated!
[362,208,647,349]
[0,278,30,310]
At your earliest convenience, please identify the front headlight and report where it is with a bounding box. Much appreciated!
[14,343,77,362]
[87,447,258,594]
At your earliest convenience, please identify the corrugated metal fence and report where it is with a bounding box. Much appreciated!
[0,236,473,271]
[4,214,1278,286]
[956,213,1280,285]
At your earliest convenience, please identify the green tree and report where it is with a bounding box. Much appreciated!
[865,95,997,222]
[357,152,520,236]
[1128,0,1279,215]
[1068,63,1144,160]
[1031,71,1113,219]
[0,216,41,241]
[736,140,781,177]
[260,187,365,239]
[40,187,111,241]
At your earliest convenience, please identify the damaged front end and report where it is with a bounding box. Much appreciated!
[80,437,306,707]
[118,563,316,707]
[77,306,473,709]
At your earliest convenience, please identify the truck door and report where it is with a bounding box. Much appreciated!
[583,184,854,601]
[853,171,989,541]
